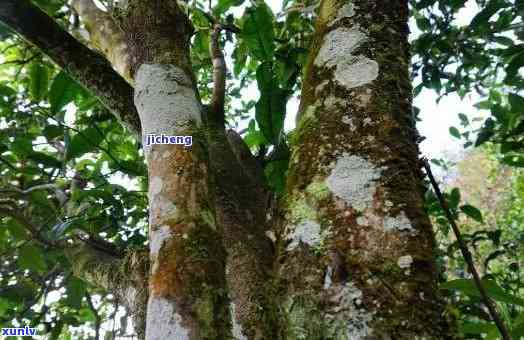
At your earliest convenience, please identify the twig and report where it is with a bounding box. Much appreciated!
[209,24,226,125]
[422,159,512,340]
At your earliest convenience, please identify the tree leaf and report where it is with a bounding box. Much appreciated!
[17,244,47,272]
[65,278,86,309]
[65,127,104,161]
[470,0,503,30]
[441,278,524,306]
[460,204,483,223]
[49,71,83,114]
[449,126,461,139]
[255,87,287,144]
[243,4,275,62]
[29,63,48,102]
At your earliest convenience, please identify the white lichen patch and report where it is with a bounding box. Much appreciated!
[150,176,163,197]
[145,296,190,340]
[230,303,247,340]
[333,3,355,23]
[150,225,172,259]
[363,117,373,126]
[397,255,413,269]
[156,198,177,219]
[134,64,202,153]
[383,211,414,232]
[315,27,379,90]
[325,282,373,339]
[315,28,366,68]
[335,56,379,90]
[341,116,356,131]
[287,220,322,251]
[324,95,345,109]
[357,93,372,107]
[324,266,333,289]
[326,155,383,211]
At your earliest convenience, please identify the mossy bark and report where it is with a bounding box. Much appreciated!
[280,0,456,338]
[123,1,230,338]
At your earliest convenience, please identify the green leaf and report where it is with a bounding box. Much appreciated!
[214,0,244,15]
[458,113,469,126]
[27,151,61,168]
[501,156,524,167]
[460,204,483,223]
[29,63,48,102]
[264,142,290,193]
[49,72,83,114]
[509,93,524,111]
[17,244,47,272]
[255,87,287,144]
[505,50,524,84]
[470,0,503,30]
[65,278,86,309]
[441,278,524,306]
[449,126,461,139]
[243,4,275,61]
[475,118,496,146]
[65,127,104,161]
[460,321,497,335]
[448,187,461,209]
[11,138,33,156]
[244,119,267,148]
[42,125,63,140]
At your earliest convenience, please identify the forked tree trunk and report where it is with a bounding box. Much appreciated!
[123,0,457,338]
[0,0,457,338]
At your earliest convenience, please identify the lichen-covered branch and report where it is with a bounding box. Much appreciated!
[66,245,149,339]
[0,0,141,136]
[206,127,279,338]
[72,0,132,83]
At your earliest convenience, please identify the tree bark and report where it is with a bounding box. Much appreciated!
[278,0,455,338]
[123,1,231,338]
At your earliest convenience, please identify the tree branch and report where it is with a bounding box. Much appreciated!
[209,24,226,125]
[71,0,132,83]
[66,245,148,340]
[0,0,141,137]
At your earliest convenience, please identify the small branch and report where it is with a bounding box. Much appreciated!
[209,24,226,125]
[423,159,512,340]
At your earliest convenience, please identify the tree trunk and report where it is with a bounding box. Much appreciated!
[277,0,455,338]
[0,0,457,338]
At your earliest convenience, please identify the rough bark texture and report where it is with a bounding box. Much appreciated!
[205,124,279,338]
[279,0,455,338]
[124,1,230,338]
[0,0,141,136]
[66,245,148,339]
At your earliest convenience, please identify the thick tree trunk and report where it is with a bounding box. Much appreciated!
[277,0,455,338]
[125,1,230,338]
